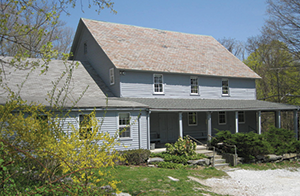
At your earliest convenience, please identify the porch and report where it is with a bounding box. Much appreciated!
[118,98,299,149]
[149,109,299,146]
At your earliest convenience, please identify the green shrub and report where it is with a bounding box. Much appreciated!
[211,128,300,162]
[165,136,196,157]
[121,149,151,165]
[263,127,298,155]
[211,130,272,162]
[150,152,165,158]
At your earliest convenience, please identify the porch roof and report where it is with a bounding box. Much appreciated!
[117,98,299,112]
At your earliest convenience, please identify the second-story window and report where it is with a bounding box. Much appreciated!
[190,76,199,95]
[109,68,114,85]
[222,78,229,96]
[153,74,163,94]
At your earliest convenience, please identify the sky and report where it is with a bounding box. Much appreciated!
[60,0,268,43]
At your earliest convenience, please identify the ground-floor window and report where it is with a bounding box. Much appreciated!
[119,113,130,138]
[188,112,197,126]
[79,114,92,139]
[238,111,245,123]
[218,111,226,125]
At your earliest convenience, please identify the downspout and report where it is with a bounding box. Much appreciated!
[138,113,141,149]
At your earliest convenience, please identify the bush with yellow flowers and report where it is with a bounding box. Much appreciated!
[0,96,123,195]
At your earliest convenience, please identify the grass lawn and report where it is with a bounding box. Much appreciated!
[111,166,227,196]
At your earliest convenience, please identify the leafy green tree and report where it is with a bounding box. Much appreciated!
[245,40,299,104]
[0,0,115,77]
[0,0,121,194]
[245,39,300,130]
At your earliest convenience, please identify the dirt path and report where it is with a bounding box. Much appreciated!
[189,168,300,196]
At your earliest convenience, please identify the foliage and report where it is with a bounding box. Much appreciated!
[150,152,207,165]
[121,149,151,165]
[211,131,271,161]
[0,96,123,194]
[263,127,299,155]
[165,136,197,157]
[211,128,300,162]
[0,0,116,79]
[245,39,300,131]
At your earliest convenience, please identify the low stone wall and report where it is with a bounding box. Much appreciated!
[222,153,237,166]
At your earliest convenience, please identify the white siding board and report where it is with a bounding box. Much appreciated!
[120,71,257,99]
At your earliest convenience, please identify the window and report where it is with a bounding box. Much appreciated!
[36,115,48,130]
[218,112,226,125]
[190,77,199,94]
[79,114,92,139]
[119,113,130,138]
[238,111,245,124]
[222,79,229,96]
[153,74,163,93]
[109,68,114,85]
[188,112,197,126]
[84,43,87,54]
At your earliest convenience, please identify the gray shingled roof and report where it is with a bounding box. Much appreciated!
[74,18,261,79]
[117,98,298,111]
[0,57,147,109]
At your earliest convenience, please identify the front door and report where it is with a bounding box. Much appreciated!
[159,113,179,143]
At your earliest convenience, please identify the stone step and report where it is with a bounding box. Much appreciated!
[196,145,207,150]
[214,163,230,167]
[213,158,227,163]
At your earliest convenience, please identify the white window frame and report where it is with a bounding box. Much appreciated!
[222,78,229,96]
[190,76,199,95]
[218,111,226,125]
[238,111,246,124]
[109,68,114,85]
[188,112,198,126]
[118,112,131,138]
[153,74,164,94]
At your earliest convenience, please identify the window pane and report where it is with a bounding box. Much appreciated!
[219,112,226,124]
[191,77,198,94]
[119,113,130,138]
[154,75,163,93]
[119,126,130,137]
[188,112,197,125]
[238,111,245,123]
[222,79,229,95]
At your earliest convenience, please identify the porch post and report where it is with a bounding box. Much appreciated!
[147,111,151,150]
[179,112,183,138]
[258,111,261,134]
[275,110,281,128]
[294,110,298,140]
[235,111,239,133]
[207,112,212,141]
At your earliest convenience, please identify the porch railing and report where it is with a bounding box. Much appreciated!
[186,135,204,146]
[248,125,257,133]
[208,135,238,167]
